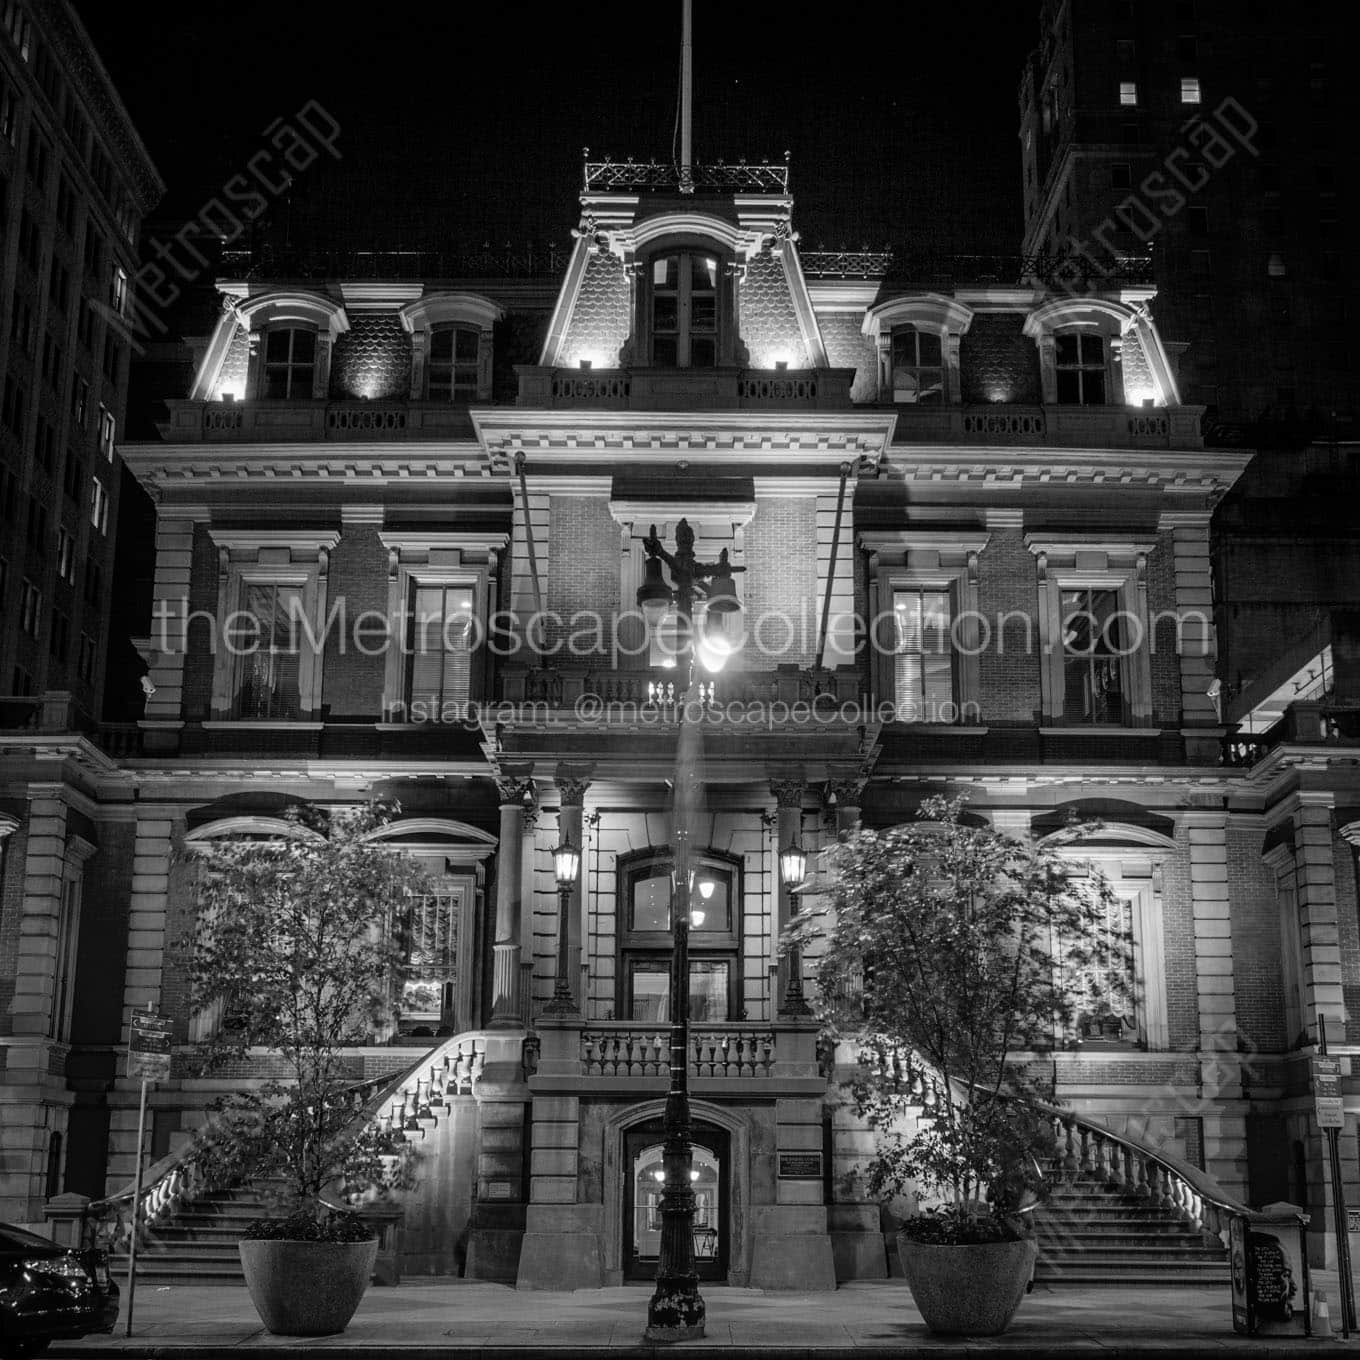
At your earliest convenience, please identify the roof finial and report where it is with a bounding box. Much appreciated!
[679,0,694,194]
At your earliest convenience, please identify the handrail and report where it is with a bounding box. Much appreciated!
[835,1039,1247,1241]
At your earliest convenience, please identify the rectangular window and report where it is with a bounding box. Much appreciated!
[50,874,80,1040]
[1111,162,1132,190]
[63,448,81,500]
[406,584,473,717]
[49,608,68,661]
[25,494,45,547]
[1061,587,1125,723]
[1115,38,1135,61]
[48,257,70,312]
[650,251,719,368]
[1119,81,1138,105]
[1190,248,1212,276]
[1188,205,1209,236]
[1,375,25,437]
[24,124,47,188]
[98,405,115,459]
[426,327,479,401]
[109,264,127,315]
[89,476,107,534]
[34,415,54,473]
[77,632,94,683]
[72,376,88,428]
[260,327,316,398]
[230,582,303,720]
[102,332,121,383]
[77,298,95,349]
[890,326,944,403]
[12,666,33,697]
[1055,332,1106,404]
[399,889,458,1024]
[893,589,953,721]
[9,297,33,355]
[19,578,40,636]
[82,557,101,606]
[56,173,76,234]
[82,227,103,279]
[1180,76,1202,104]
[56,525,74,583]
[1,86,17,145]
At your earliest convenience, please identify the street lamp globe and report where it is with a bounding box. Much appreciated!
[553,836,580,889]
[779,838,807,890]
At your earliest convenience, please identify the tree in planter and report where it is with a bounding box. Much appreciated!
[788,796,1132,1244]
[182,798,431,1233]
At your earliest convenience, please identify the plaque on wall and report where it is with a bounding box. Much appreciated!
[777,1152,823,1179]
[486,1181,512,1199]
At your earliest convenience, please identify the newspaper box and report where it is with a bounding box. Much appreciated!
[1229,1203,1310,1337]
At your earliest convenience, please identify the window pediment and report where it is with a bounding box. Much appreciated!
[862,293,975,340]
[235,291,349,341]
[397,292,505,334]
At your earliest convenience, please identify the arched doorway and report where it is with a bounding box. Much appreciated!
[622,1118,729,1282]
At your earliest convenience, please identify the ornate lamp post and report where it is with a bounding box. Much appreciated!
[779,836,811,1016]
[543,835,580,1015]
[637,518,742,1343]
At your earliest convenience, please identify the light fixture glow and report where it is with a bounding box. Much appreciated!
[215,379,245,402]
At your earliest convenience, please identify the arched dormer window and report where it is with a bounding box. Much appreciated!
[647,250,720,368]
[234,291,349,402]
[862,294,974,404]
[399,293,503,402]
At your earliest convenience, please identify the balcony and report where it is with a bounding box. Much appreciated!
[158,399,478,444]
[1222,700,1360,768]
[889,403,1204,450]
[515,366,856,412]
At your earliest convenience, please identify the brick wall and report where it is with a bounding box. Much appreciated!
[545,496,619,652]
[180,523,220,721]
[743,498,818,669]
[960,314,1041,404]
[1228,822,1287,1053]
[321,526,388,718]
[1160,830,1200,1050]
[1148,532,1183,725]
[976,529,1042,723]
[330,314,411,400]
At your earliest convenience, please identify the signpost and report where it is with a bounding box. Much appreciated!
[1316,1016,1356,1337]
[124,1008,172,1337]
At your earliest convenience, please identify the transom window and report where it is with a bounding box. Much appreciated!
[260,327,316,399]
[427,326,479,401]
[650,252,718,368]
[1061,587,1124,724]
[891,326,944,403]
[230,582,302,720]
[400,887,459,1031]
[620,854,738,1022]
[407,584,473,718]
[1055,331,1106,405]
[893,588,954,721]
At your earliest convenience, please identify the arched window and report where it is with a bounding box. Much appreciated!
[1054,329,1107,405]
[427,325,480,401]
[890,325,944,404]
[647,251,720,368]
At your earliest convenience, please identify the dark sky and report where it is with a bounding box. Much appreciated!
[78,2,1036,256]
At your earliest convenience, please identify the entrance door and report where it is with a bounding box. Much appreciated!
[624,1119,728,1282]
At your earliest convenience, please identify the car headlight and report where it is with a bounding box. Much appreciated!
[24,1256,89,1280]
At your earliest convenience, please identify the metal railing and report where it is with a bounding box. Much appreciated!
[581,1023,776,1079]
[798,249,1154,286]
[582,155,790,194]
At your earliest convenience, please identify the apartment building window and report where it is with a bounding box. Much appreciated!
[102,332,121,383]
[24,125,47,188]
[1054,331,1106,404]
[1111,162,1132,190]
[109,264,127,315]
[620,852,739,1023]
[647,250,720,368]
[89,476,107,534]
[1180,76,1202,104]
[62,92,87,157]
[893,588,953,721]
[19,578,40,637]
[426,326,480,401]
[1119,81,1138,106]
[890,326,944,403]
[82,558,100,606]
[56,525,74,583]
[2,0,32,58]
[40,334,63,391]
[76,633,94,684]
[72,377,88,429]
[1,375,25,438]
[17,208,39,269]
[98,406,115,459]
[12,666,33,696]
[77,298,95,349]
[259,326,316,398]
[82,228,103,279]
[1188,206,1209,236]
[9,298,33,356]
[229,582,304,720]
[1191,248,1212,276]
[48,258,70,313]
[55,174,76,235]
[63,448,81,501]
[25,495,45,548]
[406,583,474,719]
[1,84,17,144]
[1178,34,1197,63]
[34,415,54,473]
[1115,38,1135,61]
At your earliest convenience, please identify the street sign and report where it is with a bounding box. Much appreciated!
[1316,1096,1346,1129]
[127,1010,172,1082]
[1312,1056,1346,1129]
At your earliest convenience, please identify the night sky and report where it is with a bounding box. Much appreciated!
[78,1,1037,257]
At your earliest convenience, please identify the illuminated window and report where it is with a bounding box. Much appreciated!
[406,583,474,718]
[1180,76,1202,104]
[89,476,108,534]
[1054,331,1106,405]
[426,325,480,401]
[229,582,303,720]
[1119,81,1138,105]
[259,326,316,399]
[890,326,944,403]
[648,251,719,367]
[893,589,953,720]
[1061,588,1125,724]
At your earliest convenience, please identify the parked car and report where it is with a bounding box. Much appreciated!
[1,1222,119,1358]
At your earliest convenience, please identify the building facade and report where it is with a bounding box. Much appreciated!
[3,138,1359,1282]
[0,0,161,1225]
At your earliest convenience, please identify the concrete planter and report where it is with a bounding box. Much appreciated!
[239,1238,378,1336]
[896,1235,1038,1336]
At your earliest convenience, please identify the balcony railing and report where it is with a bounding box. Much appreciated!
[581,1024,775,1079]
[799,249,1154,287]
[891,403,1203,450]
[582,156,791,194]
[160,399,478,444]
[218,242,569,281]
[516,366,856,411]
[1221,700,1360,768]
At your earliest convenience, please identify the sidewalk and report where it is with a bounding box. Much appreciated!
[52,1273,1355,1359]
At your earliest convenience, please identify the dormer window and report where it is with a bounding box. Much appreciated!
[1054,331,1106,404]
[649,251,719,368]
[259,326,316,399]
[891,326,944,403]
[427,325,480,401]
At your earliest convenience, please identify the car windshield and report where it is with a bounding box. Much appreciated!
[0,1222,64,1254]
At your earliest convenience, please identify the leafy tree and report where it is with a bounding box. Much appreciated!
[789,796,1131,1242]
[182,798,429,1217]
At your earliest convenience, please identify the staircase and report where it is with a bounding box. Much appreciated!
[1033,1173,1230,1287]
[110,1186,266,1283]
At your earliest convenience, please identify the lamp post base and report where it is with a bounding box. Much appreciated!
[644,1280,706,1342]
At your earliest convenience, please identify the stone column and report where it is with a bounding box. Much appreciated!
[827,776,864,842]
[770,777,806,1012]
[490,778,532,1028]
[555,765,592,1010]
[9,788,70,1037]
